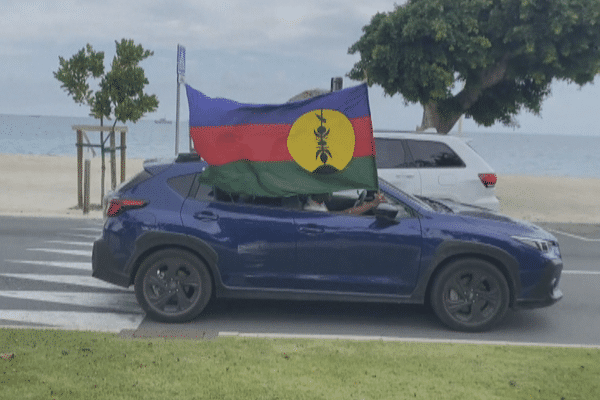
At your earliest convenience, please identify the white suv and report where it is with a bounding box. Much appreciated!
[374,132,499,211]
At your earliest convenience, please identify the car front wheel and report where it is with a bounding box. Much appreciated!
[430,258,510,332]
[134,249,212,323]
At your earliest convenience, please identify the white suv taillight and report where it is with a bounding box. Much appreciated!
[479,173,497,188]
[106,199,147,217]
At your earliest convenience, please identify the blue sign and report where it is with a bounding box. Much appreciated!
[177,45,186,77]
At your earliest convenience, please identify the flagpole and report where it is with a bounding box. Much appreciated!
[175,76,180,155]
[175,44,186,156]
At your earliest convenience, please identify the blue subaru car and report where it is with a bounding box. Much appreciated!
[92,154,563,332]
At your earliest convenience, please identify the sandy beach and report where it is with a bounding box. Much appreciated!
[1,153,599,223]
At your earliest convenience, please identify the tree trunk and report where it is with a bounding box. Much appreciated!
[417,101,463,134]
[417,55,511,134]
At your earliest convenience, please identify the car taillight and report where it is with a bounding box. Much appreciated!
[106,199,147,217]
[479,173,497,188]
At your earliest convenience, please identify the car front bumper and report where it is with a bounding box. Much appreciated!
[514,259,563,309]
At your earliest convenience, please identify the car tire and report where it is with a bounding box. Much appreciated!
[134,248,212,323]
[430,258,509,332]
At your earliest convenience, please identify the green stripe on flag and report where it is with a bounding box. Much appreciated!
[199,157,378,197]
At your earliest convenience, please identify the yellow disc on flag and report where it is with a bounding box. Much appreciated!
[287,109,355,174]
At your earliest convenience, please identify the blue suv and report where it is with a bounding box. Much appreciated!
[92,154,563,332]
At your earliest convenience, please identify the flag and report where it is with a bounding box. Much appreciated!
[186,83,378,197]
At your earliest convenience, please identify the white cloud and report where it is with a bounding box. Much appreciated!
[2,0,598,137]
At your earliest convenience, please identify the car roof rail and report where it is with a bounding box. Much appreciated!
[176,153,202,163]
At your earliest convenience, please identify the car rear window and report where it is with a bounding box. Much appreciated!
[167,174,196,198]
[374,138,410,168]
[405,139,465,168]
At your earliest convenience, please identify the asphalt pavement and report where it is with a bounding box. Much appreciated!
[1,216,599,347]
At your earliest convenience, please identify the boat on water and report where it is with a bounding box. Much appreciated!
[155,118,172,124]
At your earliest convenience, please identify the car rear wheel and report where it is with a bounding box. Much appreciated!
[134,249,212,323]
[430,258,509,332]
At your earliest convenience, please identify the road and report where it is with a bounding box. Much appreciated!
[0,216,143,332]
[1,216,599,346]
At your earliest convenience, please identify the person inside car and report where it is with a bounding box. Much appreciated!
[304,191,386,215]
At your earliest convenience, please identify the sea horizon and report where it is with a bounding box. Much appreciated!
[1,113,598,178]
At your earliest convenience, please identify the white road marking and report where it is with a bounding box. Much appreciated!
[73,227,103,232]
[45,240,94,247]
[0,273,132,291]
[63,233,99,239]
[0,291,141,313]
[562,270,600,275]
[549,229,600,242]
[6,260,91,270]
[0,311,144,333]
[27,248,92,257]
[0,226,144,334]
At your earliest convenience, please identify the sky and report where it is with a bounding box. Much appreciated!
[1,0,599,136]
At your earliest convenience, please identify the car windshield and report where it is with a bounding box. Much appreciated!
[378,178,433,211]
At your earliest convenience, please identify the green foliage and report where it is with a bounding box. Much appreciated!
[54,39,158,126]
[348,0,600,131]
[53,44,104,107]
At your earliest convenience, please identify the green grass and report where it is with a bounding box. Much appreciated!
[1,328,598,400]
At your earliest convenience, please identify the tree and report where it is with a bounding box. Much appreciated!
[54,39,158,127]
[347,0,600,134]
[54,44,105,120]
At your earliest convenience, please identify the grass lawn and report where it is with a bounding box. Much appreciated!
[1,327,599,399]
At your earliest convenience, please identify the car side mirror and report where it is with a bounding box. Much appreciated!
[374,203,399,223]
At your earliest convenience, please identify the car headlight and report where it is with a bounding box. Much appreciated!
[511,236,558,253]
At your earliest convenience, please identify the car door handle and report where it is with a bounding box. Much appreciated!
[298,225,325,235]
[395,173,416,178]
[193,211,218,221]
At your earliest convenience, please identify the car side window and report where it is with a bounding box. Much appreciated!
[374,138,410,168]
[405,140,466,168]
[193,182,286,208]
[167,174,196,198]
[195,183,215,201]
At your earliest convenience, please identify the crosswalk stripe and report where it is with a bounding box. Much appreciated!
[0,311,144,333]
[63,233,99,239]
[27,248,92,257]
[44,240,94,247]
[562,270,600,275]
[6,260,91,270]
[0,291,142,313]
[0,273,132,291]
[1,225,146,334]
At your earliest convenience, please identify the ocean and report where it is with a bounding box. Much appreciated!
[1,113,598,178]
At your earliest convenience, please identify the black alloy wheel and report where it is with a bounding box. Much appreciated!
[134,249,212,323]
[430,258,510,332]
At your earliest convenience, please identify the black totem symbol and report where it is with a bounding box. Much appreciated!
[314,109,332,164]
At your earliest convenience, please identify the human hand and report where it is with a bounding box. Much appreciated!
[374,192,386,205]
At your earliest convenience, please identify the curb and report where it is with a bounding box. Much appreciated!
[218,332,600,349]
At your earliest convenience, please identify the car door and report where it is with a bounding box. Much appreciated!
[404,139,465,201]
[294,204,422,295]
[375,138,422,195]
[181,182,299,290]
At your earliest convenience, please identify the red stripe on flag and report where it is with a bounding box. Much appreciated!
[350,116,376,158]
[191,115,374,166]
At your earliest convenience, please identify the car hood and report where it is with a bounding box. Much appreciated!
[430,198,556,240]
